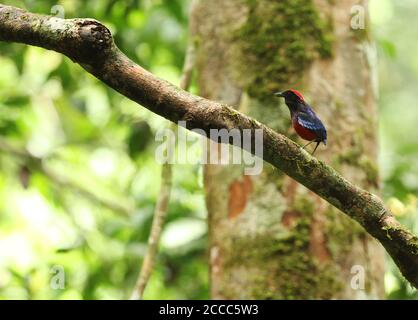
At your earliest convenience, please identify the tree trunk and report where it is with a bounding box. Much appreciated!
[191,0,385,299]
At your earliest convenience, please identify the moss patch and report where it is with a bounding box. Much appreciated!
[221,199,344,299]
[325,207,367,258]
[234,0,334,102]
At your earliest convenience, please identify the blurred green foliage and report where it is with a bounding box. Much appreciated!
[0,0,208,299]
[370,0,418,299]
[0,0,416,299]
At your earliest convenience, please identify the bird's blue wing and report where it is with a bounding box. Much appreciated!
[297,112,327,144]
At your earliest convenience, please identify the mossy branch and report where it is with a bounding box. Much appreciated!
[0,4,417,288]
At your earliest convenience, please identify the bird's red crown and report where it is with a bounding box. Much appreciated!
[290,89,304,101]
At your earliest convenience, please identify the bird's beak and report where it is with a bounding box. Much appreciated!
[274,92,284,97]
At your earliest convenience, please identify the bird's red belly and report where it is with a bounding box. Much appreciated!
[293,120,317,141]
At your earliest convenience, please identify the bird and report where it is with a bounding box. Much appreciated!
[275,89,327,155]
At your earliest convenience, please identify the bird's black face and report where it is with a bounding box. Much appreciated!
[275,90,302,103]
[275,90,304,114]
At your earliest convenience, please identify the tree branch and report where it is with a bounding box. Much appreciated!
[130,162,172,300]
[130,40,197,300]
[0,4,417,288]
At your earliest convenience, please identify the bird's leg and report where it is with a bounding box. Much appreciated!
[302,141,313,149]
[311,142,320,155]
